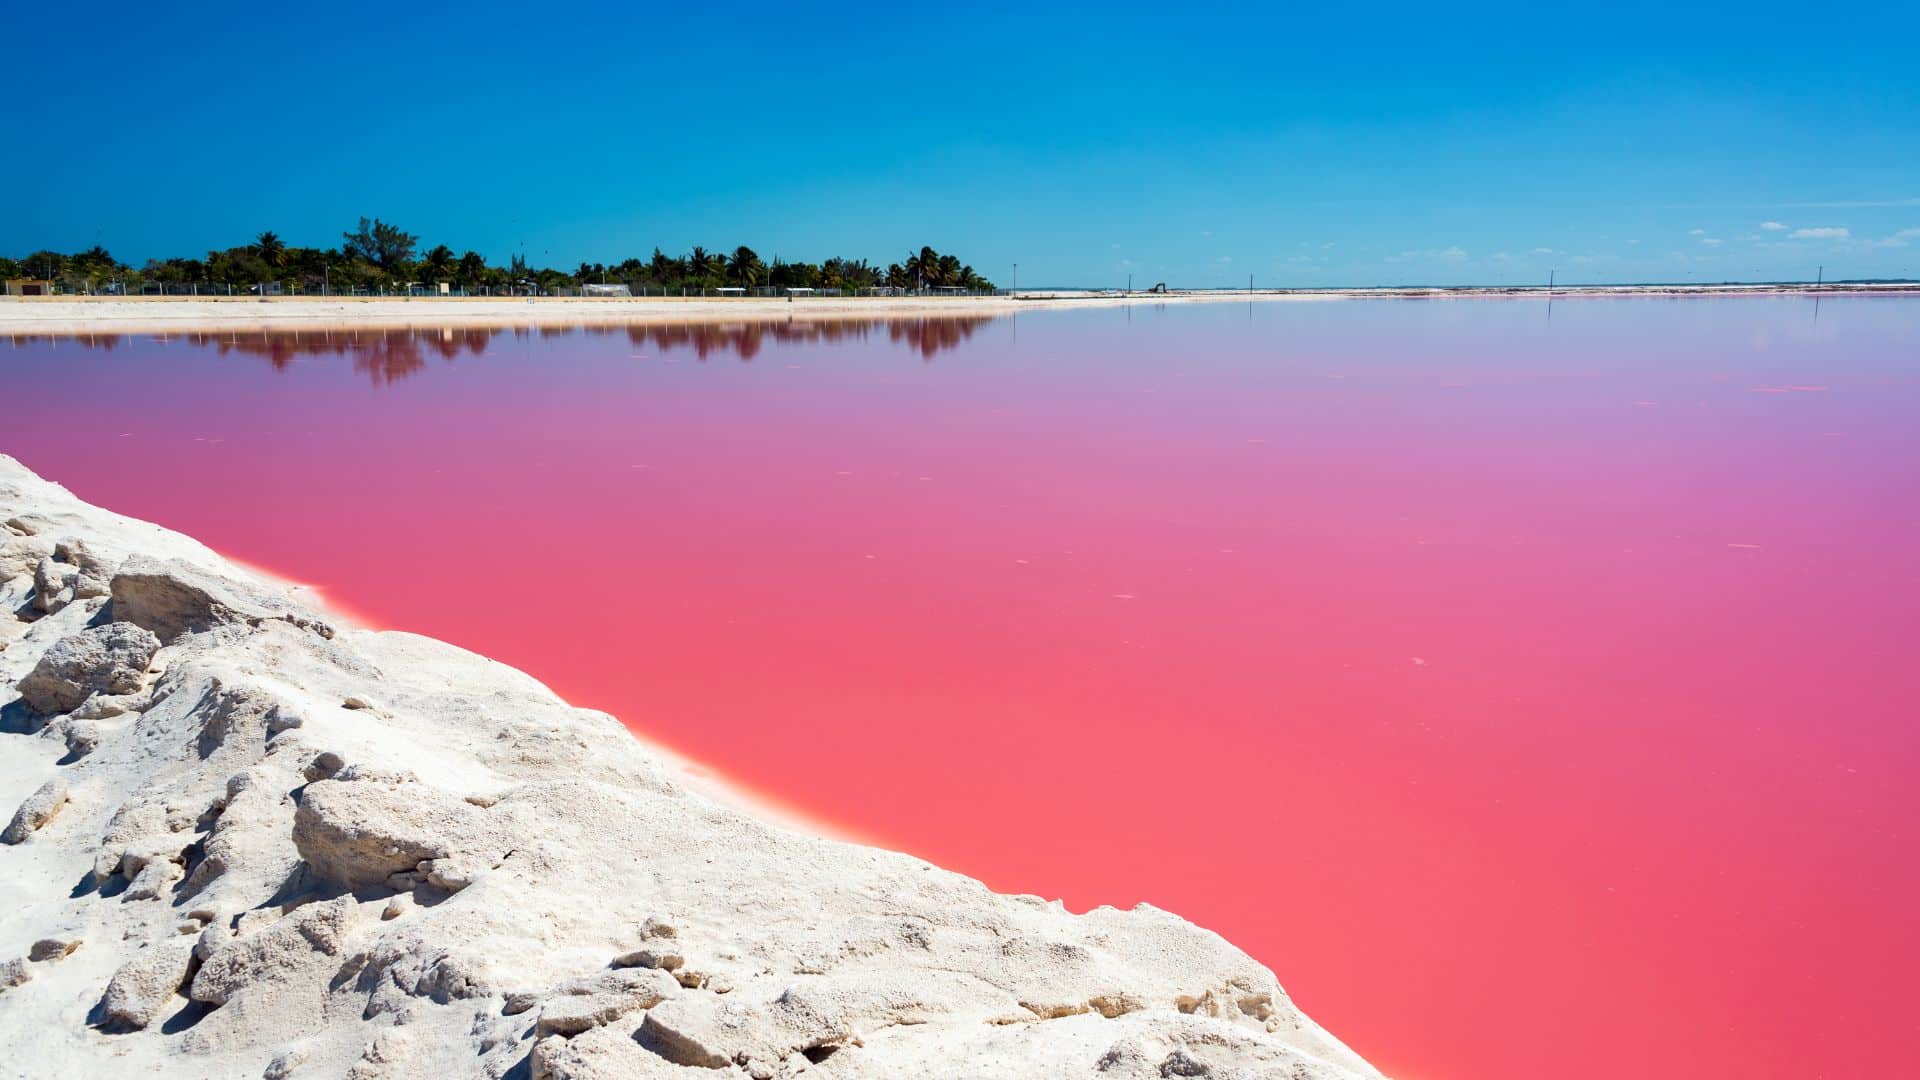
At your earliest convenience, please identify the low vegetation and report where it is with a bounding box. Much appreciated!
[0,220,996,296]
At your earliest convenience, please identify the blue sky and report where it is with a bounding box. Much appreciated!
[6,1,1918,286]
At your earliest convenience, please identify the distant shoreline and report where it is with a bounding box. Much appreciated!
[2,282,1912,335]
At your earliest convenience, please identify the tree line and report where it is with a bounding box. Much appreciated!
[1,219,997,295]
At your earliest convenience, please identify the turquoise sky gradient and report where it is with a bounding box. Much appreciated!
[6,1,1918,286]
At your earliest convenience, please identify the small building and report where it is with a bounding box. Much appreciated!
[5,279,55,296]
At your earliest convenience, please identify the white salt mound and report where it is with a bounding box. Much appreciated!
[0,453,1381,1079]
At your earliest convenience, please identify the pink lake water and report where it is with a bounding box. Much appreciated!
[4,299,1917,1079]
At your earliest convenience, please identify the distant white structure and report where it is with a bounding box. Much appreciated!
[582,283,632,297]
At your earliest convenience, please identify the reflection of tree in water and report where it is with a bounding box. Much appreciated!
[6,333,128,351]
[887,317,991,360]
[622,316,995,362]
[11,316,996,382]
[7,328,450,383]
[178,328,491,385]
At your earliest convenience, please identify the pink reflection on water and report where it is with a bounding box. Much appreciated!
[4,300,1918,1080]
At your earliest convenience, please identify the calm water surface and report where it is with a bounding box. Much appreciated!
[6,300,1917,1079]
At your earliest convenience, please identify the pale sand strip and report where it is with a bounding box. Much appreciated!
[3,282,1914,335]
[4,294,1133,335]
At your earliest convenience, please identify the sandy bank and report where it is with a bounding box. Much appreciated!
[4,282,1911,335]
[0,456,1382,1079]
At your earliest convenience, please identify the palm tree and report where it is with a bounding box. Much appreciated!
[649,248,682,284]
[730,246,764,287]
[254,231,286,269]
[687,246,724,284]
[422,245,455,282]
[936,254,961,288]
[837,258,877,289]
[457,251,487,286]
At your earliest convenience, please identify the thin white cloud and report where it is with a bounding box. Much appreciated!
[1761,221,1788,231]
[1660,198,1918,210]
[1701,238,1724,247]
[1869,227,1920,249]
[1781,198,1920,208]
[1386,246,1468,263]
[1790,227,1850,240]
[1689,228,1706,236]
[1530,247,1555,255]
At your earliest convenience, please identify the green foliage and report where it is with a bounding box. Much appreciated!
[22,250,67,281]
[730,246,764,287]
[686,246,725,286]
[6,222,993,296]
[422,245,455,282]
[457,250,488,285]
[254,231,286,268]
[342,217,418,271]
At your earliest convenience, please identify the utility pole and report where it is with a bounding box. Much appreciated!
[1817,265,1824,287]
[1248,274,1253,294]
[1548,268,1555,295]
[1012,263,1017,293]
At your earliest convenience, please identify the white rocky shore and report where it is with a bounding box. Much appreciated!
[0,454,1380,1080]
